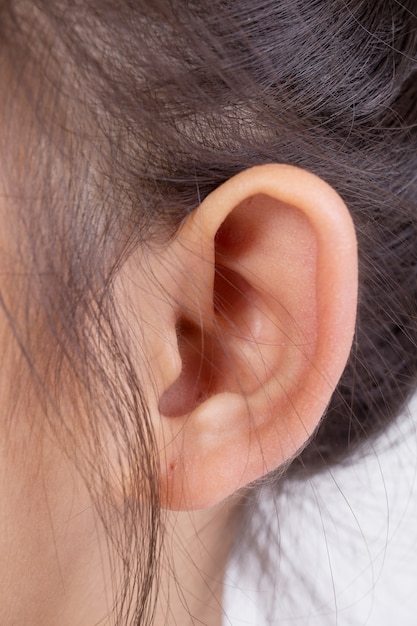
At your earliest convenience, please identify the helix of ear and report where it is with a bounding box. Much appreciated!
[124,165,358,511]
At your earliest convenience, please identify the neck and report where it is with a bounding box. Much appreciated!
[154,500,238,626]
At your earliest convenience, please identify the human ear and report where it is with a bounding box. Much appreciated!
[124,164,358,510]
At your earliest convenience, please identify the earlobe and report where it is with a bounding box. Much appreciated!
[139,165,358,510]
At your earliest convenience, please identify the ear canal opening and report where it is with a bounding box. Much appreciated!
[158,317,216,418]
[158,259,285,418]
[158,264,253,418]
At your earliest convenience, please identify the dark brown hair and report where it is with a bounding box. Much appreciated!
[0,0,416,623]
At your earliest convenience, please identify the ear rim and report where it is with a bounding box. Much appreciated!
[195,163,357,375]
[151,164,358,510]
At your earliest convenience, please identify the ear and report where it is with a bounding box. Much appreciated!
[124,164,358,510]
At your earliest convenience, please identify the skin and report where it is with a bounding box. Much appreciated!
[0,416,234,625]
[0,189,235,626]
[0,164,358,624]
[124,165,358,511]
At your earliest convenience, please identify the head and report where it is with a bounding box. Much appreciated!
[0,1,416,624]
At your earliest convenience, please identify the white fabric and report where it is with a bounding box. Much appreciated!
[223,395,417,625]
